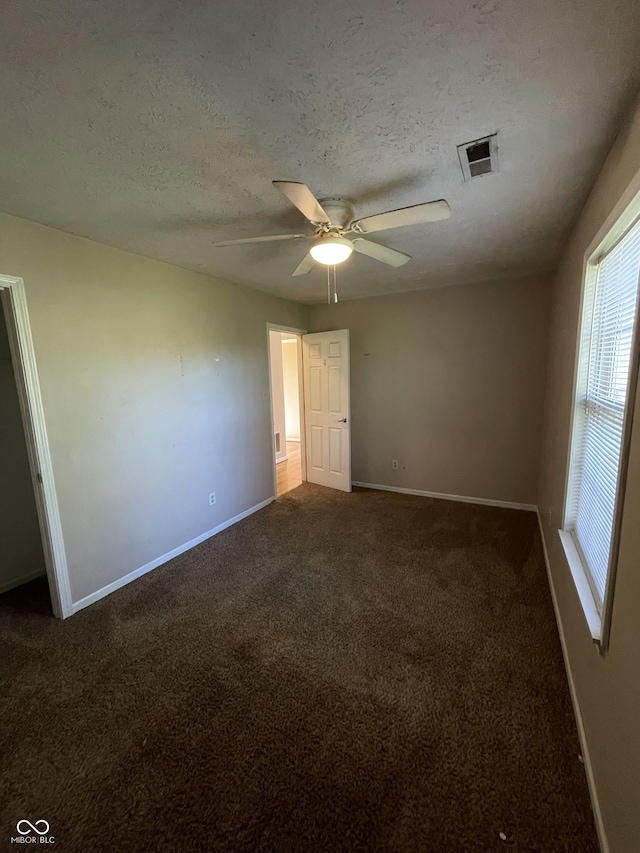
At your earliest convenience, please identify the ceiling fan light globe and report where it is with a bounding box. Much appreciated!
[310,235,353,265]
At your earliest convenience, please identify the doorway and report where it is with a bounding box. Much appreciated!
[269,327,305,496]
[0,298,46,598]
[0,275,72,618]
[267,325,352,498]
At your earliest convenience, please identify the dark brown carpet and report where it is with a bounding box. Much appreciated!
[1,484,598,852]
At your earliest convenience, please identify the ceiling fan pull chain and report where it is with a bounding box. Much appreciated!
[333,265,338,303]
[327,265,331,305]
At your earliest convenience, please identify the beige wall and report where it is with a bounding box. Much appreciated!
[538,91,640,853]
[0,299,45,592]
[269,330,287,462]
[309,276,551,506]
[0,212,307,605]
[282,339,300,442]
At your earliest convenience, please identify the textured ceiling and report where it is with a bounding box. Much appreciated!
[1,0,639,303]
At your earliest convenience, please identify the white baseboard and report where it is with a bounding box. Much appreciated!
[352,481,537,512]
[536,511,609,853]
[71,497,275,615]
[0,567,46,594]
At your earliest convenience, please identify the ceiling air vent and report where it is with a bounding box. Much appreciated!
[457,134,498,181]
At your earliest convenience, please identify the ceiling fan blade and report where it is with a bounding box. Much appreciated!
[352,199,451,234]
[352,239,412,267]
[291,254,316,277]
[213,233,307,247]
[273,181,330,224]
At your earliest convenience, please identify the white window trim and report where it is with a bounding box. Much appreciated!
[558,532,603,642]
[561,178,640,653]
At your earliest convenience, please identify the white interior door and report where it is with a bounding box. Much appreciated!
[302,329,351,492]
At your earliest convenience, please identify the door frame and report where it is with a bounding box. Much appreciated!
[266,323,307,498]
[0,275,72,618]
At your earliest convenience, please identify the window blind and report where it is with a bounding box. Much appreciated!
[570,216,640,608]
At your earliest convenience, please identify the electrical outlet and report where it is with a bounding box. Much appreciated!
[209,492,216,506]
[392,460,399,470]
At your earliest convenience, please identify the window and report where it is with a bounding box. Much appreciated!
[562,213,640,646]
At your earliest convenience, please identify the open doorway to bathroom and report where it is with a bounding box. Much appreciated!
[268,328,304,496]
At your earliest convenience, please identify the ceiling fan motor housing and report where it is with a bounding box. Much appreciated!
[317,198,355,231]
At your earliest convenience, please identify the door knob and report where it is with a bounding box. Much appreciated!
[338,417,348,423]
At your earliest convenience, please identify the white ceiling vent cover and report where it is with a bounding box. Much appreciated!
[457,134,499,181]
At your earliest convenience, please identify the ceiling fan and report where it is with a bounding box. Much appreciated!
[212,181,451,276]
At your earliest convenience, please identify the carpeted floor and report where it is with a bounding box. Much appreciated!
[1,484,598,852]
